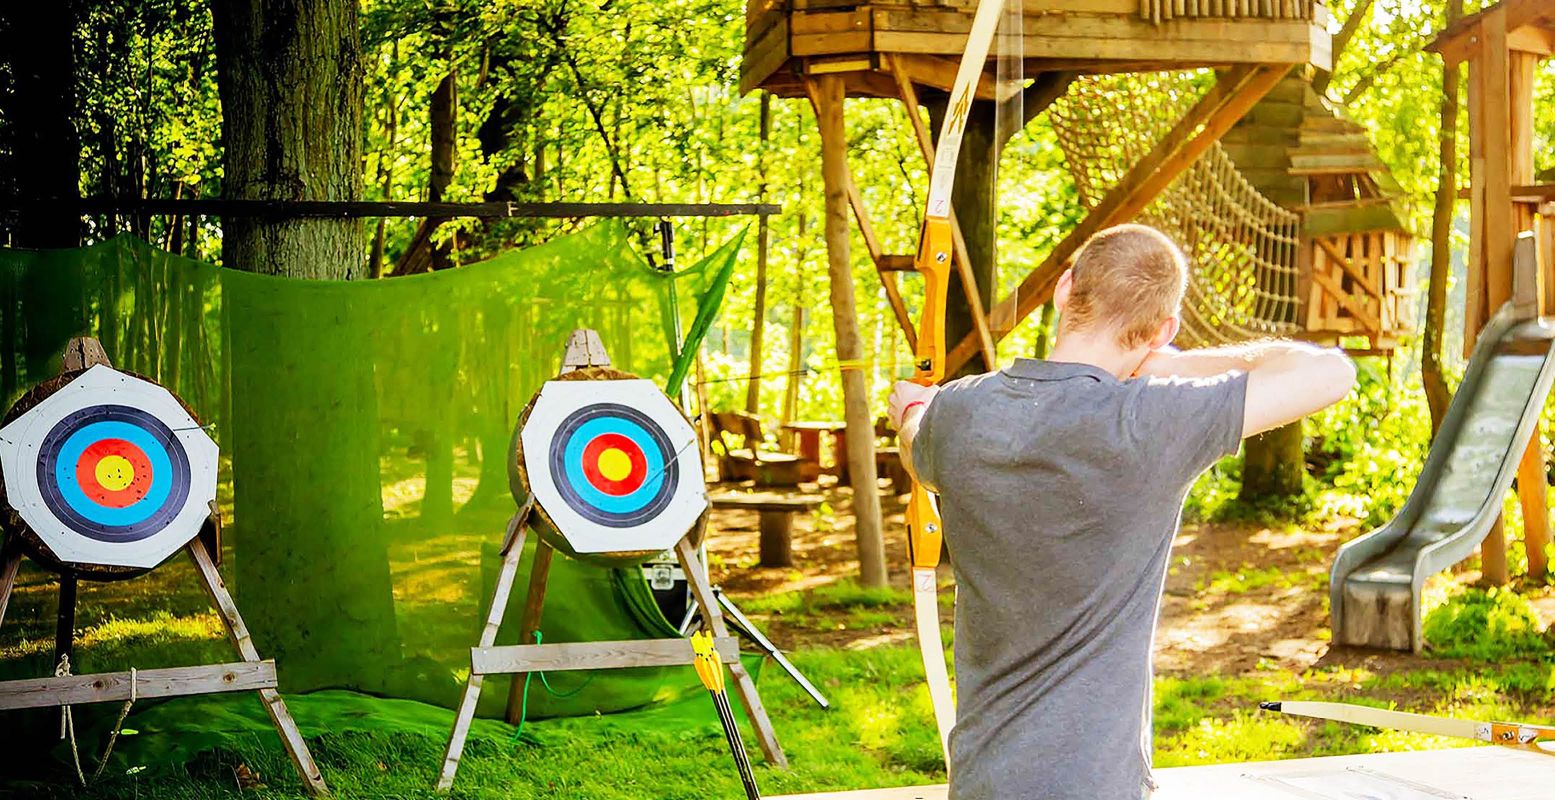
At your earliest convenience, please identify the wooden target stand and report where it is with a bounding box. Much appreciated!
[0,338,327,796]
[437,330,786,791]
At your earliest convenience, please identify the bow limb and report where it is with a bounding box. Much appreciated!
[907,0,1006,769]
[1262,701,1555,755]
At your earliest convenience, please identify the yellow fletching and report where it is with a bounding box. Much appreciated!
[690,631,725,693]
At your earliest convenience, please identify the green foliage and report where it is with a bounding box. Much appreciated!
[1422,587,1553,661]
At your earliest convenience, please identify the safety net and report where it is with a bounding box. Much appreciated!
[0,222,748,778]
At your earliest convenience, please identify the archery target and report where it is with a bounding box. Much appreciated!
[0,365,219,570]
[520,379,705,556]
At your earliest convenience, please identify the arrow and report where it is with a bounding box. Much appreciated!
[1261,700,1555,754]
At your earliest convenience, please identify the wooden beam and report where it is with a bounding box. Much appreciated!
[1482,9,1515,320]
[473,637,740,676]
[0,662,276,710]
[803,79,919,351]
[884,55,997,367]
[1517,427,1550,581]
[946,63,1289,373]
[1311,268,1382,334]
[1315,237,1384,302]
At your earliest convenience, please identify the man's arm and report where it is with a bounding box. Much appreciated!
[888,382,939,482]
[1138,341,1356,438]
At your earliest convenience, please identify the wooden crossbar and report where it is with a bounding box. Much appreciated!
[472,637,740,676]
[0,661,276,710]
[945,63,1290,374]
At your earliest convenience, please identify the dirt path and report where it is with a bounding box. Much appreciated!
[705,482,1554,675]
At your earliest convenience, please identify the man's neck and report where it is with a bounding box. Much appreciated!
[1047,329,1148,380]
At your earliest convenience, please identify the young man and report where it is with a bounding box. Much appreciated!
[888,224,1355,800]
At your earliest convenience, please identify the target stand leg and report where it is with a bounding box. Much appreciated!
[0,543,21,633]
[676,537,787,768]
[438,503,532,792]
[504,537,555,723]
[187,540,329,797]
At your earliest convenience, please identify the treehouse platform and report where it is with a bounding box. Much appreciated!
[742,0,1334,99]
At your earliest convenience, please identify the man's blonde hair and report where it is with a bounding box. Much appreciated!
[1063,224,1188,349]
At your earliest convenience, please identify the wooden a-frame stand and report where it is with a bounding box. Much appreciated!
[0,339,327,796]
[436,331,786,791]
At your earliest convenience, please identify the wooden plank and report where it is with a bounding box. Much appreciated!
[742,17,790,95]
[473,636,740,675]
[678,536,787,767]
[792,32,874,57]
[1316,236,1383,301]
[791,9,869,35]
[947,64,1289,373]
[188,541,328,796]
[772,746,1555,800]
[505,537,556,722]
[0,547,20,631]
[0,661,276,710]
[439,509,529,792]
[1311,268,1382,334]
[1518,428,1550,581]
[1482,9,1515,321]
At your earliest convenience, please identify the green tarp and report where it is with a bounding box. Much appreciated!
[0,223,744,740]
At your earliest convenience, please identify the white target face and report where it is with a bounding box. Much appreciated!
[0,365,219,569]
[521,379,706,555]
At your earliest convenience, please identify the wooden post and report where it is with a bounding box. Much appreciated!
[1517,430,1550,581]
[675,537,786,767]
[758,511,794,568]
[811,74,888,589]
[746,92,771,415]
[0,545,21,631]
[439,508,530,791]
[504,538,554,723]
[188,539,329,796]
[53,574,76,672]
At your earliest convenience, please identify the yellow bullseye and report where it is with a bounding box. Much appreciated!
[597,448,633,482]
[95,455,135,491]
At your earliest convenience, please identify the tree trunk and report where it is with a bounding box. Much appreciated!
[814,76,887,588]
[746,92,771,414]
[0,4,83,398]
[213,0,399,693]
[1422,0,1462,435]
[1240,420,1304,500]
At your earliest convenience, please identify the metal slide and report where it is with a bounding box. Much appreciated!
[1330,304,1555,652]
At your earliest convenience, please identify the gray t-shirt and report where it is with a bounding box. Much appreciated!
[913,358,1247,800]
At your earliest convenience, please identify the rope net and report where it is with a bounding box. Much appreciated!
[1048,71,1304,348]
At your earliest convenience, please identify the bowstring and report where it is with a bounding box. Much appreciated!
[989,0,1025,340]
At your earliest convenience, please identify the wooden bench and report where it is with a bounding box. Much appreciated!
[709,492,824,567]
[710,411,804,487]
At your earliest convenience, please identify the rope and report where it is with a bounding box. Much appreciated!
[1048,70,1304,349]
[508,630,597,746]
[54,655,139,786]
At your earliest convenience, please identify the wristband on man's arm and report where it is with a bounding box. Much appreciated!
[902,400,926,420]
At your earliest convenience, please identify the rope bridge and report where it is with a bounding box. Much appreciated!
[1049,70,1304,348]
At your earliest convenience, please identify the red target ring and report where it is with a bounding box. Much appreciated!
[580,432,648,496]
[74,438,155,508]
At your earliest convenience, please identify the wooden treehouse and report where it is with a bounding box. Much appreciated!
[742,1,1335,383]
[1427,0,1555,586]
[1219,74,1414,353]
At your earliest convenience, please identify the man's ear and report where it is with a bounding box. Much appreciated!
[1149,315,1180,350]
[1053,269,1074,313]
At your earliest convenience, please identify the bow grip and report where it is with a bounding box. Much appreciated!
[913,217,954,383]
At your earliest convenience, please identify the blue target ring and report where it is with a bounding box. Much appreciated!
[548,403,677,528]
[36,405,192,543]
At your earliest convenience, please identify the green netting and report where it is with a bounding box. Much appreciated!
[0,223,744,737]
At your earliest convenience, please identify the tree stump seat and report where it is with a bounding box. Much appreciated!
[709,492,823,567]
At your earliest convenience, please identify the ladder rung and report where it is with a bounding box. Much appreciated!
[877,254,915,272]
